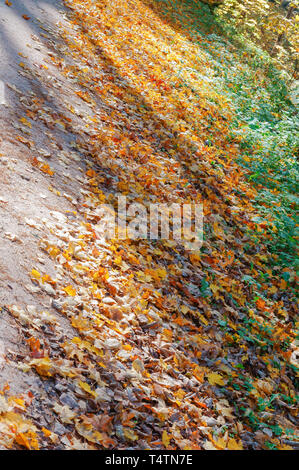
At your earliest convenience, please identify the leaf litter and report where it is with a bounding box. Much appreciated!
[0,0,297,451]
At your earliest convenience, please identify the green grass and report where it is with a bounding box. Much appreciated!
[152,0,299,270]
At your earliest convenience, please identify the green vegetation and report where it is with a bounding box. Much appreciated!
[153,0,299,269]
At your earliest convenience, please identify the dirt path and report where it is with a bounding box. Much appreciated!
[0,0,89,420]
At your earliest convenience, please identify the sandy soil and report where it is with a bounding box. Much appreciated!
[0,0,88,406]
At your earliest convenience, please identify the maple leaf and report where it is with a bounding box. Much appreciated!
[162,430,170,447]
[15,431,39,450]
[53,403,77,424]
[29,357,53,377]
[64,285,76,296]
[78,381,96,398]
[207,372,226,386]
[227,438,243,450]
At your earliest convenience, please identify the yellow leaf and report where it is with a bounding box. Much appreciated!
[279,444,294,450]
[155,268,167,280]
[162,430,170,447]
[211,436,227,449]
[29,357,53,377]
[197,312,209,325]
[207,372,225,386]
[42,427,52,438]
[123,427,138,441]
[15,431,39,450]
[40,164,54,176]
[64,285,76,296]
[227,438,243,450]
[31,269,41,280]
[78,381,96,398]
[20,117,32,128]
[181,305,189,314]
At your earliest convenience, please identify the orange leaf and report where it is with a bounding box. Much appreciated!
[64,285,76,296]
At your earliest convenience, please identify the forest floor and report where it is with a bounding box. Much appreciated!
[0,0,297,450]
